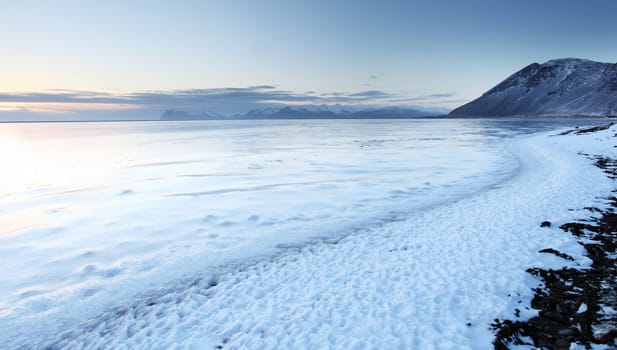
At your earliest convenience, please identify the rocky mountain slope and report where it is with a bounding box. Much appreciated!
[450,58,617,117]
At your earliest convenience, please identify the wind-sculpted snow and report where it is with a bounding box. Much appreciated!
[450,58,617,117]
[0,119,611,349]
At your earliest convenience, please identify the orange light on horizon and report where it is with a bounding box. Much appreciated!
[0,102,142,114]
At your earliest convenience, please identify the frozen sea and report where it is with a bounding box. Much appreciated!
[0,118,612,349]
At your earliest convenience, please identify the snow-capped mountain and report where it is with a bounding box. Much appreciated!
[161,105,442,120]
[449,58,617,117]
[243,105,353,118]
[241,105,439,118]
[161,109,225,120]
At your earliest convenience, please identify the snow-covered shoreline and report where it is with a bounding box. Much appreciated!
[8,125,609,349]
[0,119,517,348]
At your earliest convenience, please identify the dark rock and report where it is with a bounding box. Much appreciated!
[557,328,578,336]
[541,221,552,227]
[594,329,617,344]
[573,123,616,135]
[543,311,566,322]
[538,248,575,261]
[492,151,617,349]
[554,338,570,350]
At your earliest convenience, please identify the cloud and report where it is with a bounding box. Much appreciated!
[348,90,393,98]
[247,85,276,90]
[0,91,132,104]
[369,73,384,80]
[423,93,455,99]
[405,92,455,101]
[0,87,457,119]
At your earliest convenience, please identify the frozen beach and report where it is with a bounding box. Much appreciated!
[0,118,614,349]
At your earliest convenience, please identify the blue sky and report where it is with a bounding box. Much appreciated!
[1,0,616,119]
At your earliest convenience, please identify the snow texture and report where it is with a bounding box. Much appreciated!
[0,119,613,349]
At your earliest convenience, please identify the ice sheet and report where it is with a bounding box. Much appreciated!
[0,118,611,348]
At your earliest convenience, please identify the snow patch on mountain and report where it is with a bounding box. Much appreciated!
[161,109,225,120]
[450,58,617,117]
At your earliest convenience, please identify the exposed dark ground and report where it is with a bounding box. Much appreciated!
[493,125,617,350]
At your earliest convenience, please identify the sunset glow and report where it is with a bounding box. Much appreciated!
[0,102,141,114]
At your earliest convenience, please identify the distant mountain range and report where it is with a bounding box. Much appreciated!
[162,58,617,120]
[161,105,443,120]
[450,58,617,117]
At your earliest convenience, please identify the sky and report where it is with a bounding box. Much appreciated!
[1,0,616,120]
